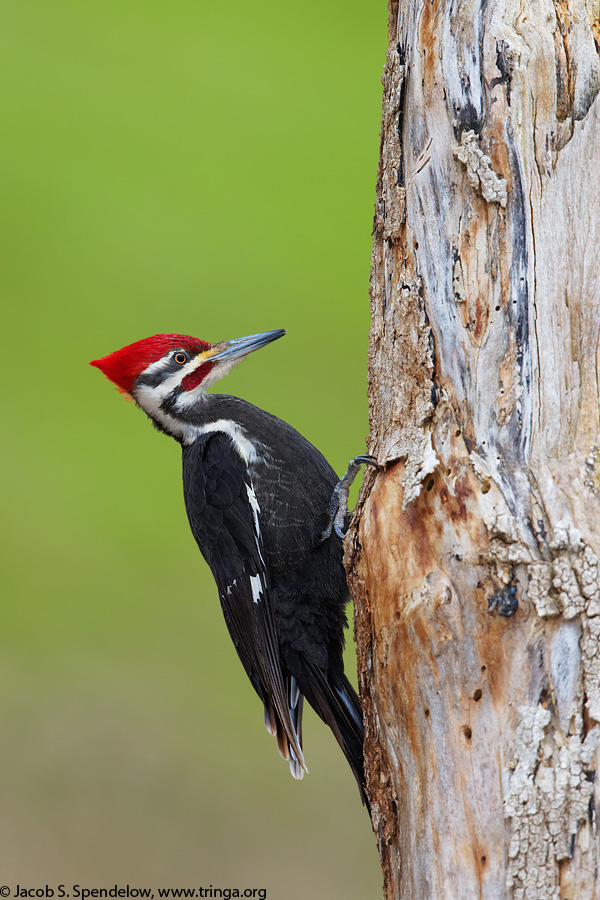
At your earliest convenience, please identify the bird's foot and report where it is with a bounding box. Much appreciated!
[321,455,379,541]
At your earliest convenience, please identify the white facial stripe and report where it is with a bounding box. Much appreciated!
[141,354,207,400]
[133,354,266,458]
[142,356,173,377]
[133,352,214,444]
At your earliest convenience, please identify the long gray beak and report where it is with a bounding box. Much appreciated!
[210,329,286,363]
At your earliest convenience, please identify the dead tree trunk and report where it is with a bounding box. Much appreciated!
[345,2,600,898]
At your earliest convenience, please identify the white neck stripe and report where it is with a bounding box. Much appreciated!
[191,420,260,460]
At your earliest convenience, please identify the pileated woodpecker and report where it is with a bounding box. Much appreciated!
[91,330,370,804]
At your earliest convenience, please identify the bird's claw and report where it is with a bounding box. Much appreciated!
[321,455,379,542]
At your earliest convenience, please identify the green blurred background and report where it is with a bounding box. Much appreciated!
[1,1,385,896]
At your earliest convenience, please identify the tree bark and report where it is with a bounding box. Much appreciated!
[345,2,600,898]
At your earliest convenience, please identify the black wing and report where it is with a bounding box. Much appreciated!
[182,431,306,775]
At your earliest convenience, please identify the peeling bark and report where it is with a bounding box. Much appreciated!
[346,2,600,898]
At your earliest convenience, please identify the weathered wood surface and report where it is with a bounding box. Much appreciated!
[346,2,600,898]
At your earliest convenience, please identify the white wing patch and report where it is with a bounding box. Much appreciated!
[245,482,266,603]
[245,482,266,567]
[246,481,261,518]
[242,478,307,778]
[249,573,263,604]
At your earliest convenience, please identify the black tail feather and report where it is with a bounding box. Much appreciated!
[303,665,368,809]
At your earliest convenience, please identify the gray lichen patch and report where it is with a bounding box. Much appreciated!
[504,704,600,900]
[573,544,600,616]
[582,614,600,721]
[552,555,587,620]
[529,563,561,617]
[528,527,598,620]
[500,524,600,895]
[453,130,508,207]
[527,525,600,724]
[584,445,600,495]
[482,508,533,566]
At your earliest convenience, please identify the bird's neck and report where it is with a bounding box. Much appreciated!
[134,389,261,462]
[131,382,205,444]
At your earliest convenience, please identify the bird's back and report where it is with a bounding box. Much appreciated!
[181,394,343,577]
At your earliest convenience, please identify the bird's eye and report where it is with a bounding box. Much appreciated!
[174,352,188,365]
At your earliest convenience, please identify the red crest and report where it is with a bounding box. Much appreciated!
[90,334,210,393]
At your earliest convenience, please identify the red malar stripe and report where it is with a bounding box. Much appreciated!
[181,360,215,392]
